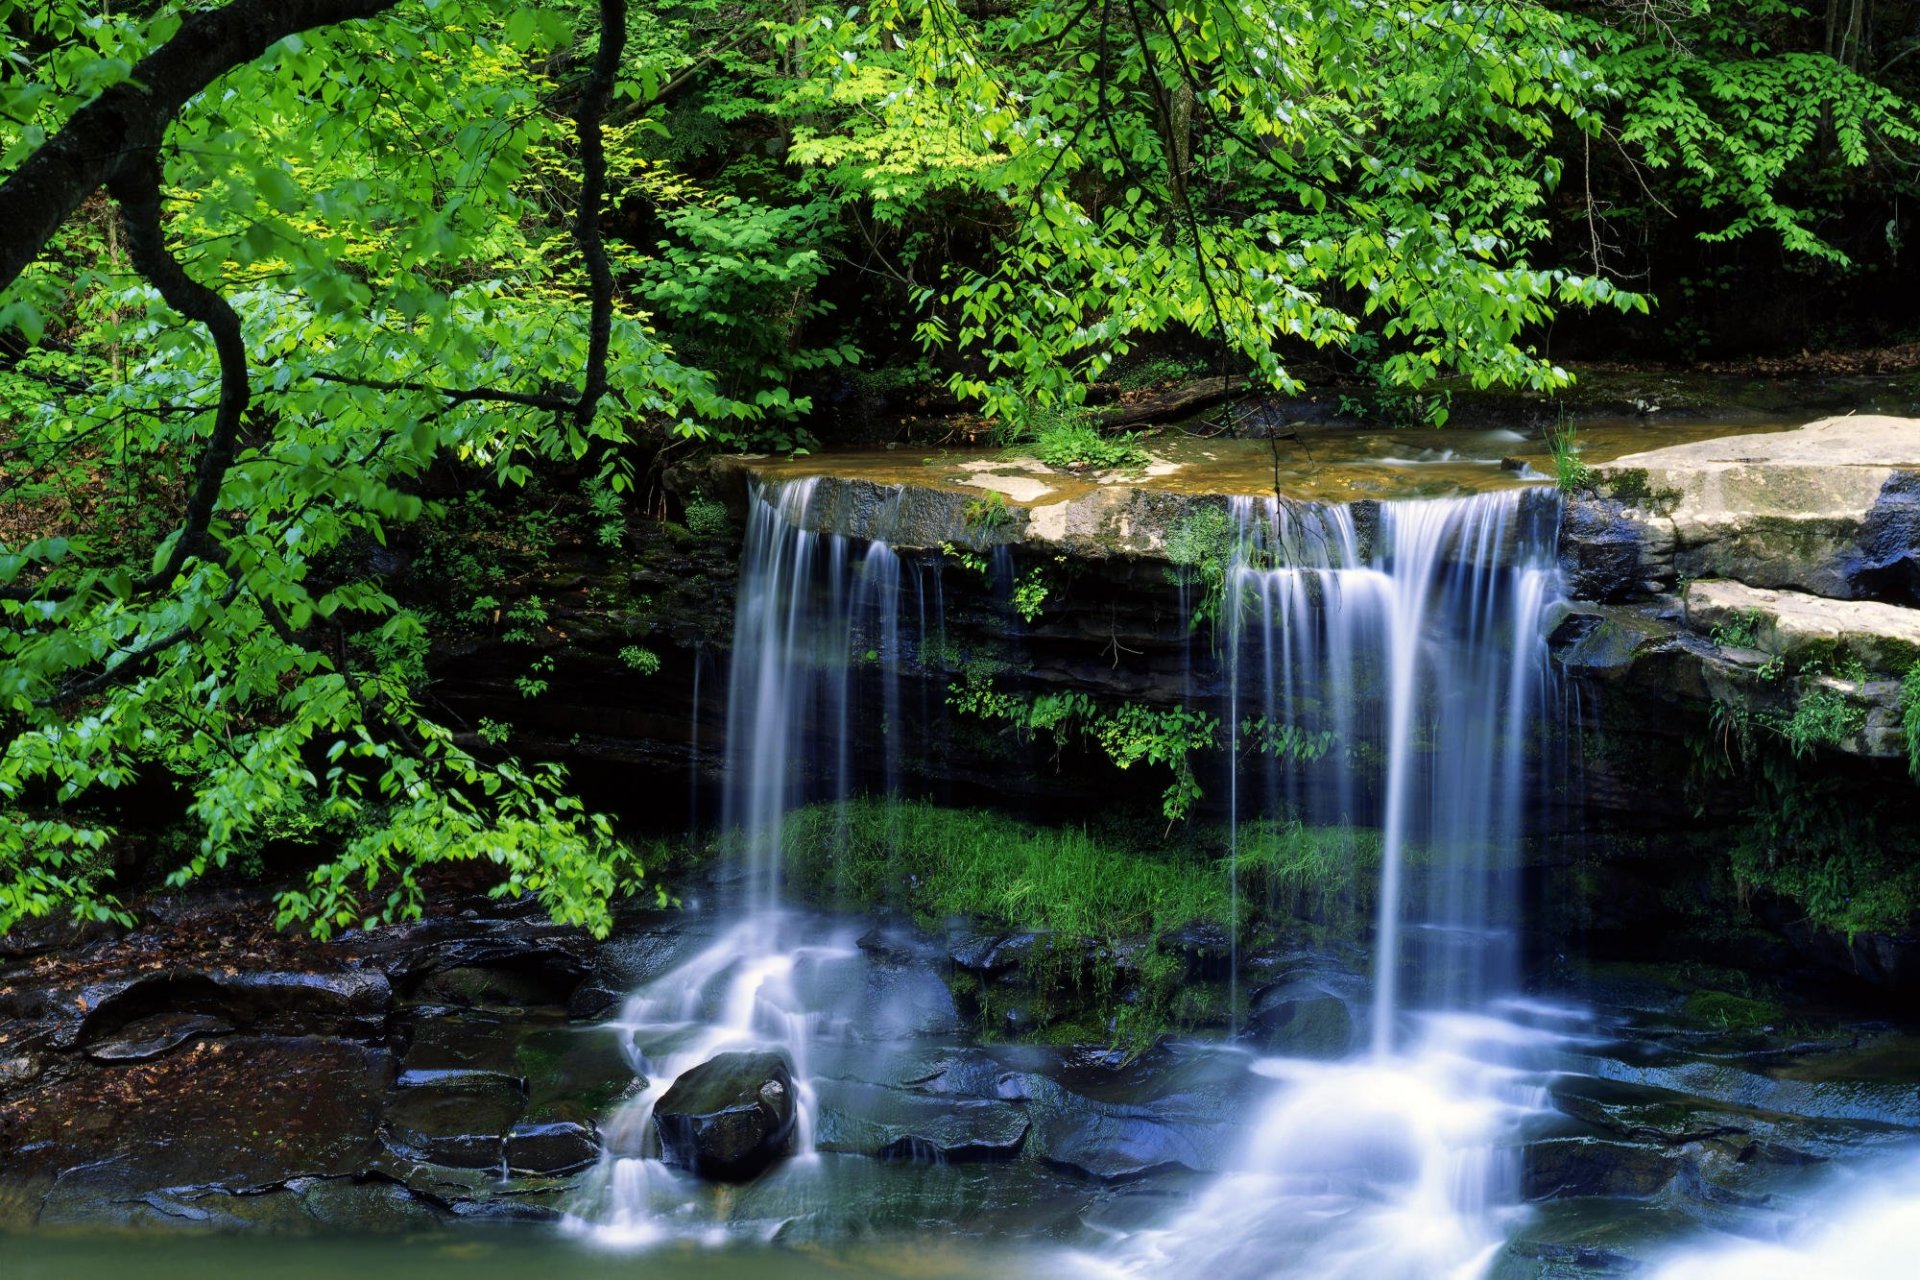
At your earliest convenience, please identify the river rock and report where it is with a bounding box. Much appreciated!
[813,1079,1029,1161]
[652,1050,796,1180]
[381,1068,527,1168]
[1523,1135,1681,1200]
[506,1120,601,1174]
[50,967,391,1050]
[1243,976,1359,1058]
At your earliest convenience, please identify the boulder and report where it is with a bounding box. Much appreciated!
[652,1050,796,1180]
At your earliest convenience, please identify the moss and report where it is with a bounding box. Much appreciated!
[1684,989,1783,1032]
[1599,468,1680,512]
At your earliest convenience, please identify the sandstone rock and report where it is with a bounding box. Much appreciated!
[1683,579,1920,673]
[1591,415,1920,597]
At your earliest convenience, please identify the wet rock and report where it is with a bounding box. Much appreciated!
[653,1050,796,1180]
[348,911,596,994]
[506,1120,601,1174]
[1162,921,1233,981]
[949,931,1044,976]
[83,1011,233,1063]
[855,963,964,1039]
[1524,1136,1679,1200]
[381,1069,527,1168]
[3,1036,393,1218]
[1845,469,1920,603]
[1494,1197,1706,1279]
[412,965,573,1009]
[1244,975,1359,1058]
[51,968,391,1050]
[857,921,948,965]
[813,1079,1030,1161]
[1560,497,1654,601]
[1019,1069,1241,1182]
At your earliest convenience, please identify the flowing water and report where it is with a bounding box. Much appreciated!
[1089,490,1569,1279]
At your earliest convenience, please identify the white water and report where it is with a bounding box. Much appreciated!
[1647,1153,1920,1280]
[576,481,912,1245]
[584,479,1600,1275]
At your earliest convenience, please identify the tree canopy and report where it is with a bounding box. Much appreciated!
[3,0,1916,934]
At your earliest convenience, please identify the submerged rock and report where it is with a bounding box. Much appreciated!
[653,1050,796,1180]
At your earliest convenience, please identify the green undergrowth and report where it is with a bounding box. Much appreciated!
[780,797,1233,938]
[1693,725,1920,938]
[1902,662,1920,779]
[1000,405,1151,472]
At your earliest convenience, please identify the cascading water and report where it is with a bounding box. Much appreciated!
[1099,487,1569,1279]
[576,479,912,1246]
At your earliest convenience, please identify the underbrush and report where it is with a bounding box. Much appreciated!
[999,406,1150,471]
[779,797,1232,938]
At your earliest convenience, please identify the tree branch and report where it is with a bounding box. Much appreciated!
[572,0,626,426]
[0,0,402,298]
[107,153,250,593]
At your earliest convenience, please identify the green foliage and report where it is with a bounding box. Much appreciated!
[1693,697,1920,940]
[1724,770,1920,941]
[1164,504,1236,632]
[1234,817,1383,932]
[1776,688,1866,760]
[585,475,626,550]
[682,495,731,538]
[782,797,1231,940]
[1902,664,1920,781]
[618,645,661,675]
[1684,989,1782,1034]
[962,491,1013,535]
[948,675,1219,820]
[1011,566,1050,623]
[1240,717,1336,764]
[1547,421,1591,492]
[1564,1,1920,265]
[0,1,714,936]
[1709,608,1768,651]
[1002,405,1150,471]
[632,193,857,445]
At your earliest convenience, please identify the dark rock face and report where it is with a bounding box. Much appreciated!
[1559,497,1652,602]
[83,1011,233,1063]
[381,1069,527,1168]
[1845,469,1920,604]
[653,1051,797,1180]
[1523,1136,1679,1200]
[506,1120,601,1174]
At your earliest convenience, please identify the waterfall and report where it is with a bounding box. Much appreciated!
[1104,487,1567,1280]
[1223,490,1561,1046]
[578,479,907,1244]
